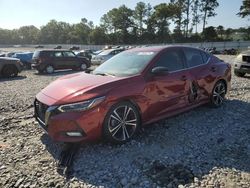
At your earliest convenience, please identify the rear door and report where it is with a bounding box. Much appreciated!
[182,47,212,102]
[53,51,64,69]
[144,48,191,120]
[62,51,79,69]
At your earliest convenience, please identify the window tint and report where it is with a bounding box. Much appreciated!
[54,52,63,57]
[154,50,184,72]
[183,48,205,67]
[201,51,210,63]
[63,51,75,57]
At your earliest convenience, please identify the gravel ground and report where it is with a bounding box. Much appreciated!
[0,55,249,188]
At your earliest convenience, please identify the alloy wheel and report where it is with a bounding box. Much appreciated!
[108,105,138,142]
[212,82,226,107]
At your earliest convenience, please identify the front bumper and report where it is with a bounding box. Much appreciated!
[34,97,107,142]
[234,62,250,74]
[31,63,43,71]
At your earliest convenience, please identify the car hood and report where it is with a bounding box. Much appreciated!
[38,72,127,105]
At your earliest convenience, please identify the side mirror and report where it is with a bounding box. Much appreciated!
[151,66,169,75]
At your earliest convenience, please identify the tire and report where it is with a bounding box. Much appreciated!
[210,81,226,108]
[234,70,246,77]
[45,65,54,74]
[80,63,87,71]
[2,65,18,77]
[103,101,140,144]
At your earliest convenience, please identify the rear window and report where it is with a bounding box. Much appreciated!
[201,51,210,63]
[183,48,206,68]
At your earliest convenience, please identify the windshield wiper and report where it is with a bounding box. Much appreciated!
[94,72,116,77]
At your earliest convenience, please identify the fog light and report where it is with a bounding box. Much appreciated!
[66,132,83,137]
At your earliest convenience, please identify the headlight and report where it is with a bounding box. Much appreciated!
[58,96,105,112]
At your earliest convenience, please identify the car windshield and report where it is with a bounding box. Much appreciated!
[93,51,156,77]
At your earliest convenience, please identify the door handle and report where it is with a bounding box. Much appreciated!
[180,75,187,81]
[210,66,216,72]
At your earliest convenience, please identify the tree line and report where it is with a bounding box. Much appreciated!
[0,0,249,45]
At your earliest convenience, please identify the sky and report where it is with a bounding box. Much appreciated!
[0,0,249,32]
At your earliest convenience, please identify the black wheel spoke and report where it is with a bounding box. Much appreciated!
[108,104,138,142]
[212,82,226,106]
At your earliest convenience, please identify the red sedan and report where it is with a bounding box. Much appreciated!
[34,46,231,144]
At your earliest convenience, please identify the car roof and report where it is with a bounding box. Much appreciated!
[36,49,72,52]
[127,45,204,53]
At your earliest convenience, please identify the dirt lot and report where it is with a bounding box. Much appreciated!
[0,55,250,188]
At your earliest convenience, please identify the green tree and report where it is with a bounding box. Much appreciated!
[100,5,134,43]
[39,20,60,43]
[225,28,234,40]
[18,26,39,44]
[191,0,201,34]
[200,0,219,32]
[170,0,185,41]
[153,3,174,43]
[238,0,250,18]
[133,2,148,36]
[202,26,218,41]
[89,27,107,44]
[216,25,224,39]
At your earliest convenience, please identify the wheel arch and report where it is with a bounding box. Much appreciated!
[107,97,143,123]
[216,78,228,94]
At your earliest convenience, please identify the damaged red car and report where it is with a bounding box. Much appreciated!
[34,46,231,144]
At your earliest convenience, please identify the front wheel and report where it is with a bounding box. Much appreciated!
[210,81,226,108]
[103,101,140,144]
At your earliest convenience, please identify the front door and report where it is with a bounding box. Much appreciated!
[144,48,190,121]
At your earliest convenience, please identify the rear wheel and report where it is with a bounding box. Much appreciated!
[45,65,54,74]
[210,81,226,108]
[103,101,140,144]
[2,65,18,77]
[234,70,246,77]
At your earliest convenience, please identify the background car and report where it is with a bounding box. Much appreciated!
[0,57,23,77]
[31,49,90,74]
[69,46,80,50]
[34,46,231,144]
[234,50,250,77]
[12,52,34,69]
[54,45,62,49]
[75,49,93,61]
[91,48,124,65]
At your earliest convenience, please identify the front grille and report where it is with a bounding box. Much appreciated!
[34,99,49,127]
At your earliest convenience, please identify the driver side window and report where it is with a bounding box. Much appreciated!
[154,49,185,72]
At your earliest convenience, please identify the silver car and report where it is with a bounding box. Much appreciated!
[91,48,124,65]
